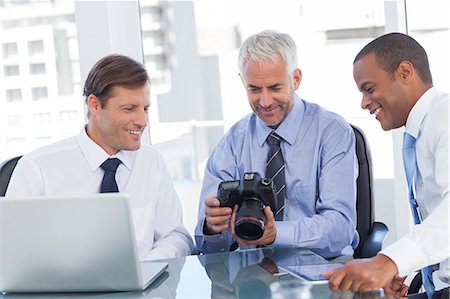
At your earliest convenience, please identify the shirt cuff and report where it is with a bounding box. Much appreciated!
[202,231,230,252]
[273,221,295,247]
[380,237,427,277]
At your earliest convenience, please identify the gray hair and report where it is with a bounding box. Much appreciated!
[238,30,298,77]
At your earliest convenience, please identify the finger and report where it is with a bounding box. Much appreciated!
[229,205,239,235]
[264,206,275,220]
[338,274,353,292]
[206,222,230,234]
[384,283,408,298]
[349,279,364,293]
[205,196,221,207]
[323,267,340,278]
[327,268,346,291]
[205,214,232,226]
[397,276,407,284]
[205,206,232,218]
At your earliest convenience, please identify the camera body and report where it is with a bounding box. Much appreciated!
[217,172,278,240]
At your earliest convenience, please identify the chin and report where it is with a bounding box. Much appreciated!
[260,115,281,127]
[380,122,394,131]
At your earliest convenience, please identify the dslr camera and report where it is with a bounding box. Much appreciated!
[217,172,277,240]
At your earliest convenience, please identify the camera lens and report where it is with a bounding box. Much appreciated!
[235,198,265,240]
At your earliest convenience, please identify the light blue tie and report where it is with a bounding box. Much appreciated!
[402,132,435,299]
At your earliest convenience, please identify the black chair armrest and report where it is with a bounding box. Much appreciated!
[361,221,389,258]
[408,272,423,295]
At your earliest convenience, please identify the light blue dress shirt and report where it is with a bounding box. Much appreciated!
[195,95,359,258]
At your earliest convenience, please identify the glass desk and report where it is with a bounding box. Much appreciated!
[1,247,397,299]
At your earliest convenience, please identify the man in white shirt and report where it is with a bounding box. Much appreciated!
[325,33,449,298]
[6,54,194,261]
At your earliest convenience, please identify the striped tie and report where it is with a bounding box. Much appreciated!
[266,132,286,220]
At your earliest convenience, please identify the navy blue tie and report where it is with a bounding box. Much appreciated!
[266,132,286,220]
[100,158,122,193]
[402,132,435,299]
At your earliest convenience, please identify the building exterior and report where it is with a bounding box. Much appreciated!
[0,1,81,159]
[0,1,223,181]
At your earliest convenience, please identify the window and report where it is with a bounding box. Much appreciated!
[133,1,391,236]
[27,40,44,57]
[33,112,51,126]
[4,65,20,76]
[6,88,22,102]
[8,114,25,127]
[60,110,79,121]
[29,62,46,74]
[2,42,18,59]
[31,86,48,100]
[138,0,389,181]
[406,0,449,93]
[0,1,81,159]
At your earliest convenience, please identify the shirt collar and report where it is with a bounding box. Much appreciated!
[405,87,437,138]
[256,94,304,146]
[76,126,133,171]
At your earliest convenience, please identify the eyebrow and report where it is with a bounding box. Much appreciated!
[247,83,283,89]
[268,83,283,88]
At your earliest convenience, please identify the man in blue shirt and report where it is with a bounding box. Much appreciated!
[195,30,358,258]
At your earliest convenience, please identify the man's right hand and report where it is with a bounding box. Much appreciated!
[203,197,233,235]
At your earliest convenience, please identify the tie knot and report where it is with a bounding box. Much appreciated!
[267,132,282,147]
[403,132,416,149]
[100,158,122,172]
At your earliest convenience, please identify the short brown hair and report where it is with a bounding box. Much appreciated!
[83,54,149,108]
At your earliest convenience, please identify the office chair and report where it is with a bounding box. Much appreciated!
[350,124,389,258]
[0,155,22,196]
[407,272,423,295]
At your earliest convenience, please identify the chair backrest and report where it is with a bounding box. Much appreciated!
[0,155,22,196]
[350,124,375,258]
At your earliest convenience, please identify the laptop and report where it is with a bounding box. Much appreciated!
[0,193,168,293]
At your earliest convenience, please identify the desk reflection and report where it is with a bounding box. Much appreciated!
[197,247,396,299]
[1,248,398,299]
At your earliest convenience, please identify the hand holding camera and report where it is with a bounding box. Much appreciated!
[203,197,233,235]
[217,172,278,245]
[230,204,276,246]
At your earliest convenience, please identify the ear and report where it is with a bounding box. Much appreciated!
[397,61,414,82]
[292,68,302,90]
[87,94,101,116]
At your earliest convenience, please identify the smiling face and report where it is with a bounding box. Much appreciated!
[353,53,414,131]
[86,84,150,155]
[241,58,301,128]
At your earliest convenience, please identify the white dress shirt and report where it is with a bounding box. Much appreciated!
[380,87,449,284]
[6,127,194,261]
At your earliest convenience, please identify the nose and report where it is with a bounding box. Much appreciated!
[259,89,273,108]
[134,109,148,127]
[360,94,371,110]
